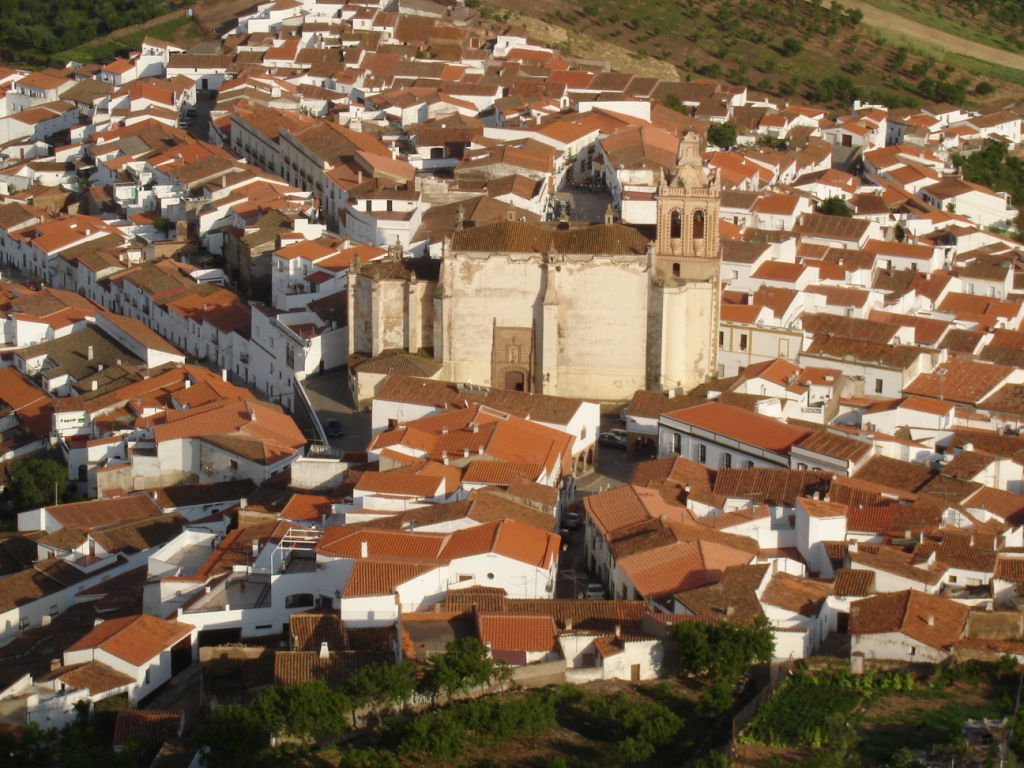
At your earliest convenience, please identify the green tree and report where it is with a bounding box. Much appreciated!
[975,80,996,95]
[708,121,738,148]
[818,197,853,217]
[781,37,803,56]
[420,637,510,702]
[253,680,347,743]
[345,660,416,719]
[6,457,69,511]
[673,617,774,712]
[197,704,270,768]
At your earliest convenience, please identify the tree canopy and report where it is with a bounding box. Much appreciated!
[0,0,168,63]
[6,457,69,511]
[707,122,738,149]
[673,617,774,711]
[420,637,510,701]
[817,197,853,217]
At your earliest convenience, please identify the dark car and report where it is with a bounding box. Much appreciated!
[22,280,40,291]
[598,430,627,449]
[563,511,583,530]
[325,419,344,438]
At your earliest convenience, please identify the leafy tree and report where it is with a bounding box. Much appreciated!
[707,121,738,148]
[781,37,803,56]
[197,704,270,768]
[6,457,69,511]
[420,637,510,702]
[253,680,347,743]
[151,215,172,234]
[975,80,996,95]
[673,617,774,712]
[818,197,853,217]
[345,660,416,719]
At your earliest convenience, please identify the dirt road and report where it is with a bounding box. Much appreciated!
[836,0,1024,70]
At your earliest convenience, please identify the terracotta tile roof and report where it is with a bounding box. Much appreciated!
[289,612,346,652]
[112,710,182,747]
[794,212,870,242]
[47,495,161,531]
[462,460,543,486]
[617,536,755,600]
[833,568,874,596]
[795,429,871,463]
[476,612,558,653]
[66,614,194,667]
[318,527,446,561]
[905,359,1013,404]
[964,487,1024,525]
[673,563,769,623]
[853,455,935,494]
[450,220,649,255]
[849,589,968,650]
[847,502,942,537]
[849,545,943,584]
[713,468,832,507]
[273,650,390,688]
[662,402,812,454]
[798,496,848,518]
[801,313,897,344]
[995,557,1024,581]
[342,559,439,597]
[42,661,134,695]
[761,572,832,616]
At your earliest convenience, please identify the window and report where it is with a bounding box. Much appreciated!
[739,334,748,351]
[948,575,957,584]
[671,433,682,454]
[721,453,732,468]
[693,210,705,239]
[718,331,724,348]
[486,572,495,580]
[695,444,707,464]
[672,263,680,277]
[229,460,238,470]
[670,210,682,239]
[744,460,754,469]
[797,463,807,471]
[580,426,587,439]
[874,378,883,394]
[144,668,151,685]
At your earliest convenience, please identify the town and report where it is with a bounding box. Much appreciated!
[0,0,1022,765]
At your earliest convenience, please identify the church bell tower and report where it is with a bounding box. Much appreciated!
[646,131,721,391]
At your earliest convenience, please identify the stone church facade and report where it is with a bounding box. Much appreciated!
[348,132,721,401]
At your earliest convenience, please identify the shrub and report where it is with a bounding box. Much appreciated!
[781,37,803,56]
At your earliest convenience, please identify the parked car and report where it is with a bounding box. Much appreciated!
[619,406,629,424]
[325,419,344,438]
[598,429,627,449]
[584,583,607,600]
[186,108,198,118]
[563,511,582,530]
[22,280,39,291]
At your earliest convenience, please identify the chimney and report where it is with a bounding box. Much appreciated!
[97,363,104,371]
[360,540,368,558]
[50,658,61,671]
[925,614,935,626]
[185,379,191,388]
[357,170,363,183]
[565,616,573,631]
[91,380,98,391]
[614,623,621,638]
[318,641,330,660]
[471,423,479,433]
[251,541,259,559]
[667,388,675,398]
[603,204,613,225]
[221,369,228,382]
[726,605,735,617]
[506,208,515,222]
[240,497,248,509]
[87,345,94,360]
[150,490,157,501]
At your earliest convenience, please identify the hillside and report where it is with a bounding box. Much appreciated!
[484,0,1024,109]
[0,0,172,64]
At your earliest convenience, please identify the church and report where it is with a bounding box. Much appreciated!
[347,132,722,401]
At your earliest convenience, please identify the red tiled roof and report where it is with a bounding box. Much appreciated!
[476,612,558,653]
